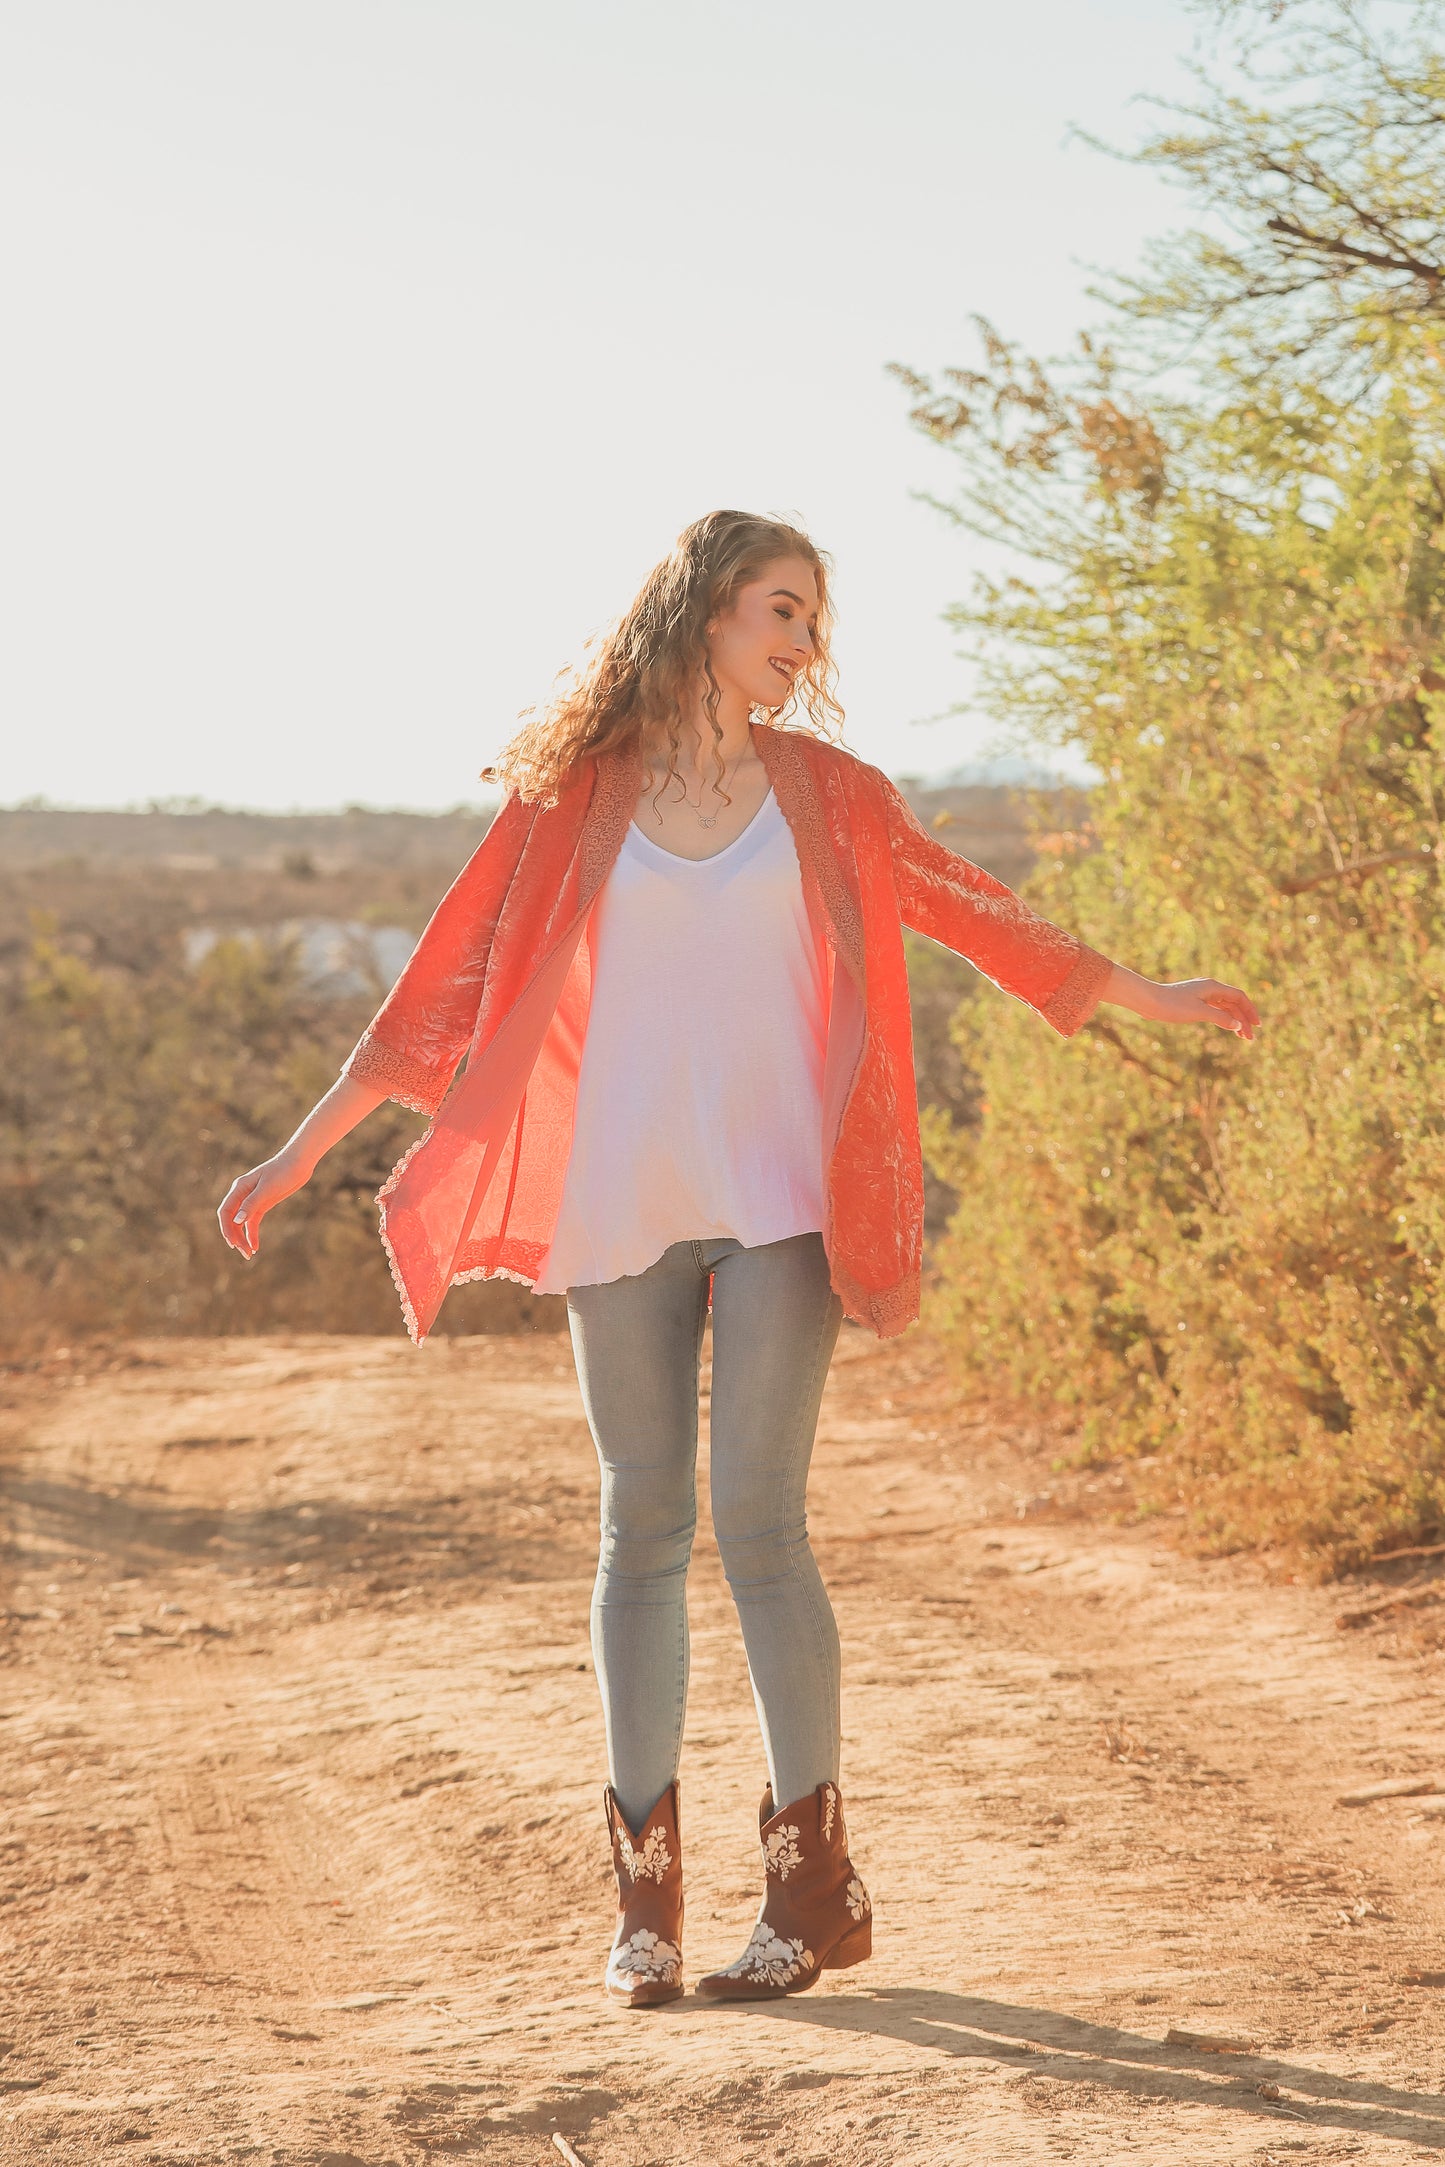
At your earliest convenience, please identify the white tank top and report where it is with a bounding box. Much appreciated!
[533,787,828,1294]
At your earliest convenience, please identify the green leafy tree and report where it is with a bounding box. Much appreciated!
[1100,0,1445,388]
[901,0,1445,1568]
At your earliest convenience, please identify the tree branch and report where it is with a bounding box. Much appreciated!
[1264,213,1445,290]
[1277,847,1436,895]
[1084,1016,1185,1089]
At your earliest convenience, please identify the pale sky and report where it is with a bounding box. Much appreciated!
[2,1,1207,810]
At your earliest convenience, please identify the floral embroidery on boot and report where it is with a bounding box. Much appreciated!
[763,1824,803,1880]
[610,1928,682,1989]
[604,1782,685,2008]
[616,1825,673,1884]
[720,1924,814,1990]
[698,1781,872,2003]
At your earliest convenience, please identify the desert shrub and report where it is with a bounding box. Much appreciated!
[908,0,1445,1568]
[0,922,563,1352]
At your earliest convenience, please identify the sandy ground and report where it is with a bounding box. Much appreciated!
[3,1327,1445,2167]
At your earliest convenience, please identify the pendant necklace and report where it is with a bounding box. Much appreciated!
[688,762,734,828]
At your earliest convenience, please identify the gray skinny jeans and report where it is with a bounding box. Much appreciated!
[566,1232,844,1832]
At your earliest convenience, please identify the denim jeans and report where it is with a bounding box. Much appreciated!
[566,1232,844,1831]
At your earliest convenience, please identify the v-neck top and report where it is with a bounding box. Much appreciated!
[533,787,829,1293]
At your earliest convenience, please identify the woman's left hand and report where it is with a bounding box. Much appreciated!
[1147,976,1260,1041]
[1102,964,1259,1041]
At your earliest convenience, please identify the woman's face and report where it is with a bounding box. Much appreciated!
[705,554,820,712]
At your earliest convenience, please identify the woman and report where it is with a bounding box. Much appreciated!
[218,510,1258,2010]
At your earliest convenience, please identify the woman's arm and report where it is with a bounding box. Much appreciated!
[882,776,1259,1040]
[1100,962,1259,1041]
[216,1074,386,1260]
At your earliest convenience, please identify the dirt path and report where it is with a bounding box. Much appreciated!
[2,1328,1444,2166]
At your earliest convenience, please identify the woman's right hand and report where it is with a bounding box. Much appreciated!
[216,1075,387,1261]
[217,1149,312,1260]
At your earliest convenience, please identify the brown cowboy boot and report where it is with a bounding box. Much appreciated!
[697,1780,871,2001]
[603,1780,685,2007]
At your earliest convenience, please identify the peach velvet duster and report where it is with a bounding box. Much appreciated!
[343,726,1114,1343]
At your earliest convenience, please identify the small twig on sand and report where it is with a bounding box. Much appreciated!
[552,2137,588,2167]
[1368,1540,1445,1565]
[1166,2026,1256,2054]
[1338,1775,1443,1806]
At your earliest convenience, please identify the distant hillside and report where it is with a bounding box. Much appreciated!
[0,779,1085,888]
[0,803,497,873]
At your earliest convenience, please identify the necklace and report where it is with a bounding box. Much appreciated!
[642,743,746,827]
[684,761,735,828]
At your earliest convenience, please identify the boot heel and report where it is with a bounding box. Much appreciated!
[824,1918,872,1970]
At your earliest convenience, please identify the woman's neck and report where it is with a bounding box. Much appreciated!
[657,689,758,782]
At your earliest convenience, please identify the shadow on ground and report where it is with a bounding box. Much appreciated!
[759,1989,1445,2150]
[0,1468,593,1591]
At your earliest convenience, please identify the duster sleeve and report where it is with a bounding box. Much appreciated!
[882,775,1113,1038]
[341,792,537,1114]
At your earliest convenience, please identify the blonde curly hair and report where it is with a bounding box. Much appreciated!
[484,509,845,806]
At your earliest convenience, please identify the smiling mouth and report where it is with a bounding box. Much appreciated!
[768,656,797,680]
